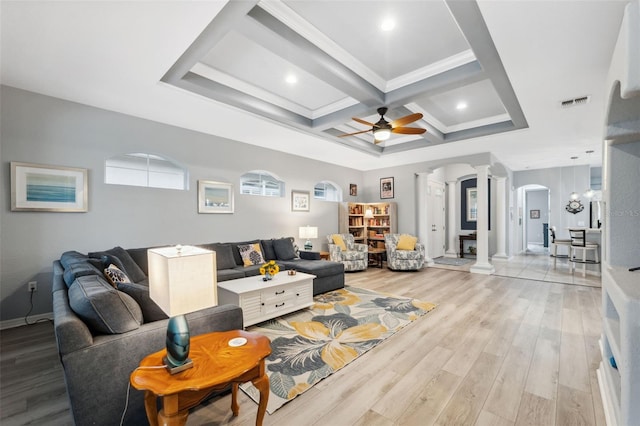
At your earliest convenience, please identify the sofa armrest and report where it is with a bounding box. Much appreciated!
[299,251,321,260]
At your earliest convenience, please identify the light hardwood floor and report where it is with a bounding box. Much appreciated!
[1,266,604,426]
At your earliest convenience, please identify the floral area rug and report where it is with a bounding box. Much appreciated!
[240,286,436,414]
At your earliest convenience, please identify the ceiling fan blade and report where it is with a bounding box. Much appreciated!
[392,127,426,135]
[338,129,372,138]
[390,112,423,128]
[352,117,376,127]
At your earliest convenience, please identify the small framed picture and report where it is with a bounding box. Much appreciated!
[291,190,310,212]
[198,180,234,214]
[349,184,357,197]
[11,162,88,212]
[530,209,540,219]
[380,177,394,199]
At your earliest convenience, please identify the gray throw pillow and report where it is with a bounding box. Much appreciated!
[68,275,143,334]
[116,281,168,323]
[213,244,237,270]
[261,239,277,261]
[89,246,146,283]
[273,238,297,261]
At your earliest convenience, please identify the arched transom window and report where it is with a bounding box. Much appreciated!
[240,170,284,197]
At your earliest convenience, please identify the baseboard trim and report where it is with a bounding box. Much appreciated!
[0,312,53,330]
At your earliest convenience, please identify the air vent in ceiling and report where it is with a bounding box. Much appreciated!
[560,95,591,108]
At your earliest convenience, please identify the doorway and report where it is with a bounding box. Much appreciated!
[428,180,446,258]
[523,186,550,253]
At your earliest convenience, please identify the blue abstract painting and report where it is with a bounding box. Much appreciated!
[26,173,76,203]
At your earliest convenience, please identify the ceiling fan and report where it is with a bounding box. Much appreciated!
[339,107,426,144]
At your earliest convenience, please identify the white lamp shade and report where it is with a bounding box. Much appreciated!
[299,226,318,239]
[364,208,374,219]
[148,245,217,317]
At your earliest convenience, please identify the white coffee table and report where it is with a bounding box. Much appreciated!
[217,272,316,327]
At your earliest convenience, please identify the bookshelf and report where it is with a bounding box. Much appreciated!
[339,202,397,249]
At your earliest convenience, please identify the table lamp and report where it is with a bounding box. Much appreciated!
[299,226,318,251]
[148,245,217,374]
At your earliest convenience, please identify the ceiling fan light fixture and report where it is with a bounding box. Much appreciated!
[373,128,391,141]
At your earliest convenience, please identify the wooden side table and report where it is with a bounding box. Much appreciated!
[130,330,271,426]
[368,248,386,268]
[319,251,330,260]
[459,234,477,258]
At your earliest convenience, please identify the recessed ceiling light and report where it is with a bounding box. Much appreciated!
[456,102,467,110]
[381,17,395,32]
[285,74,297,84]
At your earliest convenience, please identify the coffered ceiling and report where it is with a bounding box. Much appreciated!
[0,0,630,171]
[163,0,526,156]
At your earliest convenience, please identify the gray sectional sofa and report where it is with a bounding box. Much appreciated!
[52,237,344,425]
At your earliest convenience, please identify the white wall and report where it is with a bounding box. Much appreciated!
[525,189,549,245]
[514,166,591,240]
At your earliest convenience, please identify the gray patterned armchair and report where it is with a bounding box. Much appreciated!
[384,234,425,271]
[326,233,368,272]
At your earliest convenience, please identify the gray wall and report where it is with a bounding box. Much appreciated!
[1,86,366,322]
[525,189,549,245]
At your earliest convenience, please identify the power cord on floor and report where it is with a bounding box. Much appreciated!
[24,288,53,326]
[120,365,166,426]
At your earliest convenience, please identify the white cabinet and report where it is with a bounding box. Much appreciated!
[217,272,315,327]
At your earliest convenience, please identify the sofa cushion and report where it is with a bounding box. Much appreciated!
[126,246,162,276]
[116,281,168,323]
[206,244,237,270]
[234,264,264,277]
[238,243,265,266]
[216,269,246,282]
[68,275,143,334]
[89,246,146,283]
[63,261,103,288]
[260,239,277,261]
[60,251,89,269]
[103,264,131,287]
[273,237,298,260]
[279,259,344,278]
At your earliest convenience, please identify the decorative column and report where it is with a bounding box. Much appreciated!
[416,172,433,267]
[470,165,495,274]
[445,180,458,257]
[493,176,509,260]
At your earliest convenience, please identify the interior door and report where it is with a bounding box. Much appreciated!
[428,181,446,258]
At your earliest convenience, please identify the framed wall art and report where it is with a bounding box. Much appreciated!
[349,183,357,197]
[291,190,310,212]
[460,178,491,230]
[198,180,234,213]
[380,177,394,199]
[530,209,540,219]
[11,162,88,212]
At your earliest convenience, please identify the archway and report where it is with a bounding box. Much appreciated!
[518,184,550,254]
